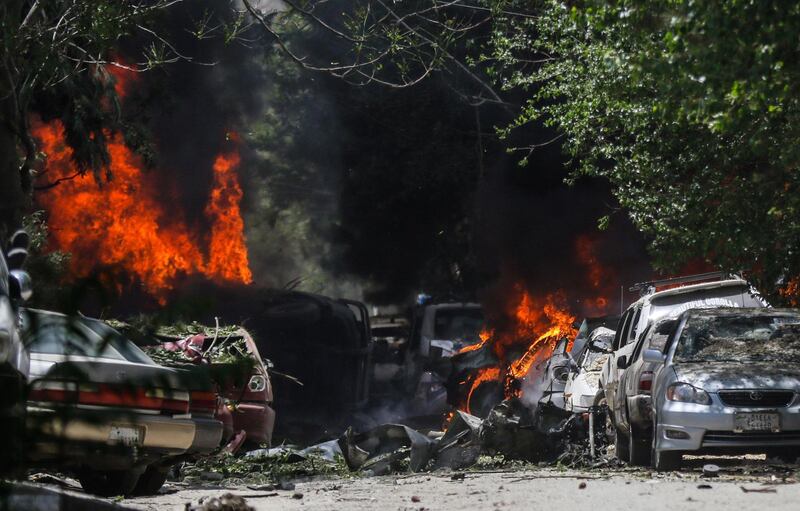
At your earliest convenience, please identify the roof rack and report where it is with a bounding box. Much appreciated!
[629,271,736,296]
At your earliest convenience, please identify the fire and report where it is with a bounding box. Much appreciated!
[32,119,252,301]
[455,288,577,415]
[204,144,253,284]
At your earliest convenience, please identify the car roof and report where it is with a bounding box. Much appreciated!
[681,307,797,319]
[630,278,751,306]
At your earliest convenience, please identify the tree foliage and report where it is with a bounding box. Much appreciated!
[492,0,800,303]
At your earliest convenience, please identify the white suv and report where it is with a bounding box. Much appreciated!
[600,273,766,457]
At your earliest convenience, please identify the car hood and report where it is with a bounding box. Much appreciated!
[673,362,800,392]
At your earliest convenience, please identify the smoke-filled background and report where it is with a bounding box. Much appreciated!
[31,0,654,319]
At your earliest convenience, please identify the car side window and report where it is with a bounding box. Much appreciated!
[0,253,8,296]
[631,325,651,362]
[627,306,642,345]
[612,310,632,351]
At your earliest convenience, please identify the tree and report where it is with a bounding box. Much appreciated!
[260,1,800,303]
[489,0,800,303]
[0,0,240,236]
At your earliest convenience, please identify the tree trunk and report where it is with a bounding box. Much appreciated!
[0,99,28,239]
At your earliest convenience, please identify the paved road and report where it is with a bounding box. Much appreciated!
[123,461,800,511]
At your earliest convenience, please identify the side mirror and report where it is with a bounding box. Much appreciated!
[642,349,667,364]
[6,248,27,270]
[616,355,628,369]
[9,270,33,302]
[9,229,30,251]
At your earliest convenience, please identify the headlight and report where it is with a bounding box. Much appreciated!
[666,382,711,405]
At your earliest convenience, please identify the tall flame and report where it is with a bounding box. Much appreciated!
[32,119,252,302]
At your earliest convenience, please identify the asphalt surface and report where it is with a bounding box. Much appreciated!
[115,456,800,510]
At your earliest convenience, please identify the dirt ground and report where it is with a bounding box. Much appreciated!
[117,457,800,511]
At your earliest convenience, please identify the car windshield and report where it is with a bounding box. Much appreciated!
[82,318,154,364]
[433,308,484,343]
[0,253,8,296]
[674,313,800,363]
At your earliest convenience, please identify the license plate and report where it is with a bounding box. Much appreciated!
[109,425,144,446]
[734,412,780,433]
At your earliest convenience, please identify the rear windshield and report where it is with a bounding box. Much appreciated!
[674,313,800,363]
[433,308,484,343]
[24,312,153,364]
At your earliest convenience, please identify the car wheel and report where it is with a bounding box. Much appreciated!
[615,427,630,463]
[765,448,800,464]
[131,465,170,496]
[78,469,142,497]
[650,424,681,471]
[628,425,652,466]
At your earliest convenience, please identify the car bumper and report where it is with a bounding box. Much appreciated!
[232,402,275,446]
[656,401,800,452]
[26,405,195,467]
[187,416,224,455]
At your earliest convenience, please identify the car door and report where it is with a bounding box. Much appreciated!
[603,309,634,413]
[616,325,650,431]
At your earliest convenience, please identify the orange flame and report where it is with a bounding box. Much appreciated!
[32,118,252,302]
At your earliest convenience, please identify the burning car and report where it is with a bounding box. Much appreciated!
[564,326,614,413]
[406,302,485,415]
[23,309,196,496]
[647,308,800,470]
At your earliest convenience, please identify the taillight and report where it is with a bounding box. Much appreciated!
[190,390,218,414]
[29,380,189,414]
[638,371,653,394]
[247,375,267,393]
[29,380,78,403]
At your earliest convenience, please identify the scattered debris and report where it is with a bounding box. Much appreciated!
[411,496,421,502]
[292,492,304,499]
[740,486,777,493]
[697,484,713,489]
[578,481,587,489]
[702,464,720,478]
[187,493,254,511]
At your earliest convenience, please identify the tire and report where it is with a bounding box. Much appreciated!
[78,469,142,497]
[615,427,630,463]
[628,425,652,466]
[131,465,170,496]
[765,448,800,464]
[651,423,681,471]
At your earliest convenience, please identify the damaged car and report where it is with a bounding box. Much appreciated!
[564,326,614,413]
[649,308,800,470]
[23,309,197,496]
[612,318,676,465]
[601,272,766,452]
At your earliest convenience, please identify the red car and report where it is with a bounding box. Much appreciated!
[146,326,275,449]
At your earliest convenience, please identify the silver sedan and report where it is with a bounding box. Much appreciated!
[646,307,800,471]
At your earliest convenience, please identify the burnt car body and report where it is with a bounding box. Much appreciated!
[649,308,800,471]
[613,318,676,465]
[23,309,196,496]
[254,291,371,440]
[564,327,614,413]
[407,302,485,417]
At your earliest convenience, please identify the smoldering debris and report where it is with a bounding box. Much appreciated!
[224,398,610,483]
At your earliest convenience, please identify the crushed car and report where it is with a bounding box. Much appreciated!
[648,308,800,470]
[130,322,276,450]
[564,326,614,413]
[23,309,197,496]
